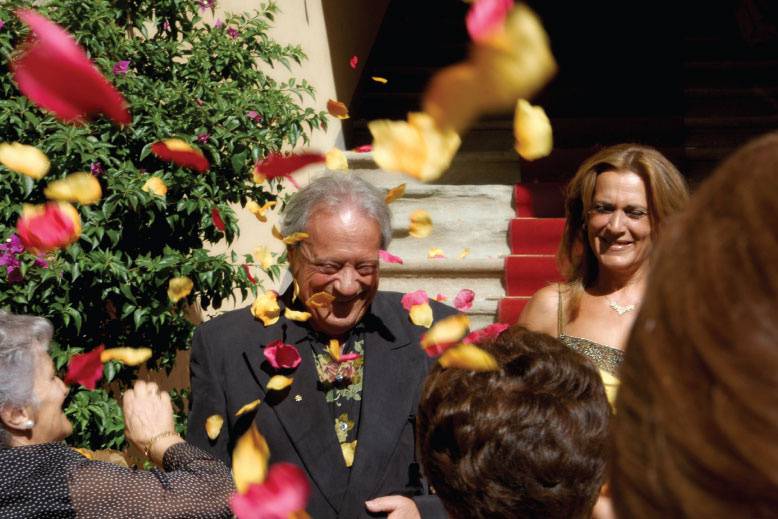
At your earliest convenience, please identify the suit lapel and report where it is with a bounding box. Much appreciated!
[241,316,350,512]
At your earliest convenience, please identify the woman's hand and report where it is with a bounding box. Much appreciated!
[123,380,183,464]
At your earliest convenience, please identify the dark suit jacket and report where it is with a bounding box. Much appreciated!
[187,290,456,518]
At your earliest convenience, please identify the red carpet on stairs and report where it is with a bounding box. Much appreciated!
[498,183,567,324]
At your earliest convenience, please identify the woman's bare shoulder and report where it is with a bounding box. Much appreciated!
[516,283,561,336]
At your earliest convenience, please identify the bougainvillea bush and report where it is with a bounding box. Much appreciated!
[0,0,325,449]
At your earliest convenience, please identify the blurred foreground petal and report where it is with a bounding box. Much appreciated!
[0,142,50,179]
[408,209,433,238]
[466,0,514,42]
[384,183,406,204]
[513,99,552,160]
[64,345,105,390]
[142,176,168,197]
[421,314,470,355]
[463,322,510,344]
[254,152,324,185]
[325,148,348,171]
[167,276,194,303]
[438,343,499,371]
[230,463,310,519]
[253,246,273,270]
[232,423,270,493]
[152,139,209,172]
[401,289,429,311]
[44,172,101,204]
[100,347,152,366]
[16,202,80,253]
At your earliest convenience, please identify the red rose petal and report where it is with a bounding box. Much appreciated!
[264,340,302,370]
[17,203,80,253]
[151,141,209,172]
[64,345,105,390]
[401,290,429,311]
[466,0,514,43]
[353,144,372,153]
[454,288,475,311]
[463,323,510,345]
[254,152,325,186]
[349,55,359,69]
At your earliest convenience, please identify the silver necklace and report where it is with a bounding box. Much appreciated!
[607,300,636,316]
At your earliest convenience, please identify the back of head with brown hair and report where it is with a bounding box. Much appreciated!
[417,327,610,519]
[612,132,778,517]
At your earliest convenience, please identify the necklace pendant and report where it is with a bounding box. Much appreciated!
[608,300,636,316]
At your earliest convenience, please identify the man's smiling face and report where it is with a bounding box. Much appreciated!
[289,205,381,337]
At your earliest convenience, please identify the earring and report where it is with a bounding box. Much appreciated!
[21,420,34,430]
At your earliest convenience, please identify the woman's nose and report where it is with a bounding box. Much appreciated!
[606,211,626,232]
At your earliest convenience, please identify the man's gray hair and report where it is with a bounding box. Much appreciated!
[0,311,53,447]
[280,174,393,249]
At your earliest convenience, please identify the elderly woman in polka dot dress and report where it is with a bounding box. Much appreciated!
[0,311,234,518]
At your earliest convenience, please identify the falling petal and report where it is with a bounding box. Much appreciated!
[264,340,302,370]
[292,280,300,303]
[379,249,403,264]
[44,172,101,204]
[205,415,224,440]
[246,200,277,222]
[409,303,434,328]
[371,76,388,84]
[349,55,359,69]
[428,247,446,259]
[142,176,168,197]
[463,322,510,344]
[353,144,372,153]
[327,339,342,361]
[242,264,257,284]
[11,10,131,125]
[282,232,309,245]
[401,289,429,311]
[0,142,50,179]
[211,207,225,231]
[466,0,514,42]
[254,152,325,186]
[16,202,80,253]
[325,148,349,171]
[271,225,284,242]
[151,139,209,172]
[369,112,461,182]
[112,60,130,75]
[251,291,281,326]
[422,63,483,134]
[235,399,262,417]
[232,423,270,493]
[100,347,152,366]
[306,291,335,309]
[459,248,470,259]
[64,345,105,390]
[326,99,350,120]
[284,308,312,322]
[252,246,273,270]
[513,99,553,160]
[267,375,293,391]
[341,440,357,467]
[454,288,475,311]
[384,183,406,204]
[168,276,194,303]
[438,343,499,371]
[230,463,310,519]
[435,294,448,302]
[409,209,433,238]
[421,314,470,354]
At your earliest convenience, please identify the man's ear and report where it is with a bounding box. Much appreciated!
[0,404,33,432]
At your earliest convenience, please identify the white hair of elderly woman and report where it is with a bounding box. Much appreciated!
[0,311,53,447]
[280,173,393,249]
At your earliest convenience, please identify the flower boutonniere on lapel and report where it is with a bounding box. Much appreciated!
[315,339,363,390]
[262,340,301,394]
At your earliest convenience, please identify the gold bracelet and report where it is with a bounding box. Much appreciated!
[143,431,179,458]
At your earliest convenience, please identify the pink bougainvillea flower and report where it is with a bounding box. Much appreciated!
[233,424,270,493]
[64,345,105,390]
[401,289,429,311]
[112,60,130,75]
[466,0,514,42]
[151,139,209,172]
[230,462,311,519]
[454,288,475,311]
[379,250,403,264]
[196,132,210,144]
[214,18,224,29]
[16,202,80,253]
[463,322,510,345]
[242,264,257,284]
[162,19,171,31]
[254,152,325,187]
[11,10,131,125]
[90,161,104,176]
[353,144,372,153]
[0,19,5,30]
[211,207,225,231]
[349,55,359,69]
[264,340,302,370]
[327,99,350,119]
[198,0,216,12]
[428,247,446,259]
[226,27,239,39]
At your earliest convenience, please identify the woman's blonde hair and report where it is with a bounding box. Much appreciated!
[557,144,689,317]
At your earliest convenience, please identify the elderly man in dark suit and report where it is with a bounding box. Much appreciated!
[187,174,455,518]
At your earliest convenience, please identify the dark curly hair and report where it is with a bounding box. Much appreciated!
[417,326,610,519]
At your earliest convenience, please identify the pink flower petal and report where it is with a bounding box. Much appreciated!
[264,340,302,370]
[401,290,429,311]
[463,323,510,344]
[466,0,514,43]
[378,250,403,264]
[230,462,310,519]
[12,10,131,125]
[337,352,362,363]
[349,55,359,69]
[454,289,475,311]
[353,144,372,153]
[435,294,448,302]
[64,345,105,390]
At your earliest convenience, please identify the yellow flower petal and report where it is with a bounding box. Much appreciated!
[0,142,50,179]
[43,172,102,204]
[73,447,93,459]
[205,414,224,440]
[267,375,293,391]
[341,440,358,467]
[371,76,388,84]
[142,176,168,197]
[409,303,434,328]
[284,308,312,322]
[438,343,499,371]
[247,200,277,223]
[282,232,309,245]
[252,246,274,270]
[232,423,270,493]
[421,314,470,350]
[292,280,300,303]
[422,63,484,134]
[384,183,406,204]
[409,209,433,238]
[369,112,461,182]
[272,225,284,241]
[325,148,349,171]
[251,290,281,326]
[459,248,471,259]
[513,99,553,160]
[162,138,195,152]
[306,291,335,309]
[167,276,193,303]
[235,399,262,417]
[100,347,152,366]
[428,247,446,259]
